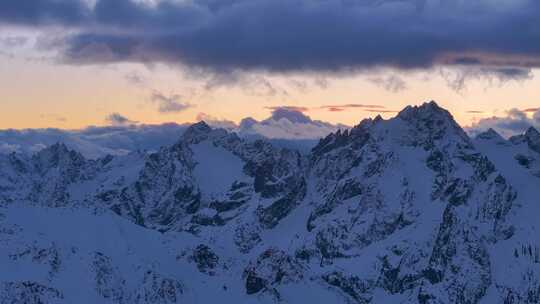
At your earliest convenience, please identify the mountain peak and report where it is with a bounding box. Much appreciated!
[189,121,212,132]
[181,121,233,145]
[397,100,451,120]
[525,126,540,139]
[33,142,85,169]
[476,128,505,141]
[525,126,540,153]
[395,100,471,147]
[182,121,213,141]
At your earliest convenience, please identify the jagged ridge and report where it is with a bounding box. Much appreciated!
[1,101,540,303]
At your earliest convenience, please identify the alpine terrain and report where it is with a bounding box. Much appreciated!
[2,101,540,304]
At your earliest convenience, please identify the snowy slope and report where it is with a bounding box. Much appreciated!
[1,101,540,303]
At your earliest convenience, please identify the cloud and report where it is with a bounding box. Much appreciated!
[0,123,191,158]
[0,110,347,159]
[105,113,138,126]
[265,106,310,113]
[0,35,28,48]
[367,75,407,92]
[264,104,388,114]
[440,66,534,92]
[466,110,485,114]
[0,0,90,26]
[1,0,539,74]
[150,91,193,113]
[467,108,540,137]
[237,106,349,139]
[203,72,288,97]
[319,104,386,112]
[124,72,146,87]
[267,107,314,124]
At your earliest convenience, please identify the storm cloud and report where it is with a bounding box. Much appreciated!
[0,0,539,74]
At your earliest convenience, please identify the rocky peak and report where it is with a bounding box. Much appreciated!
[33,142,85,171]
[396,100,471,148]
[181,121,229,145]
[525,126,540,153]
[184,121,212,136]
[509,127,540,153]
[397,100,453,122]
[476,128,505,142]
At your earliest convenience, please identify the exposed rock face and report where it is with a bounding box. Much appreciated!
[243,248,305,295]
[1,101,540,303]
[0,281,63,304]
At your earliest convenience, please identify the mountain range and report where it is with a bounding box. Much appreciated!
[0,108,344,159]
[1,101,540,303]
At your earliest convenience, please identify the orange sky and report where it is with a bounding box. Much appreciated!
[1,52,539,130]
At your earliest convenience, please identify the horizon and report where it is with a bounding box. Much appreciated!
[1,0,540,137]
[0,100,535,136]
[1,100,537,159]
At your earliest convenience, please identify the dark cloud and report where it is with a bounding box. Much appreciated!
[268,107,313,124]
[1,0,539,73]
[265,106,310,113]
[105,112,138,126]
[242,106,348,139]
[0,0,90,26]
[467,108,540,137]
[440,66,533,92]
[466,110,485,114]
[150,92,193,113]
[203,72,288,97]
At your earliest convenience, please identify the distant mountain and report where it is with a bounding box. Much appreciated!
[0,123,190,159]
[238,108,348,140]
[0,110,346,159]
[1,101,540,303]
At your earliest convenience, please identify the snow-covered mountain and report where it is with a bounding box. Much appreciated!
[238,108,348,140]
[1,101,540,303]
[0,109,344,160]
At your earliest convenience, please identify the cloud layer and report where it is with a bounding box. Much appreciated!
[1,0,540,73]
[468,108,540,138]
[0,108,348,158]
[0,123,189,158]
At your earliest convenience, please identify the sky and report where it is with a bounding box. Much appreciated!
[0,0,539,136]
